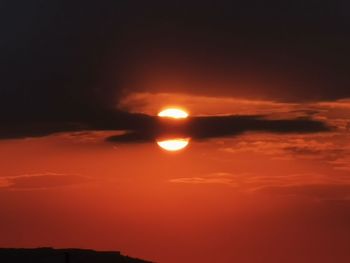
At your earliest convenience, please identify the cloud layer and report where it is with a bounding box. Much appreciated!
[107,115,330,143]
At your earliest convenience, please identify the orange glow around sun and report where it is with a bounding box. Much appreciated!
[157,108,189,119]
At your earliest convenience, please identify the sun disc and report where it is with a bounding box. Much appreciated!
[158,108,188,119]
[157,138,190,151]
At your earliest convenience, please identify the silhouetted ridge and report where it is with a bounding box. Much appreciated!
[0,247,152,263]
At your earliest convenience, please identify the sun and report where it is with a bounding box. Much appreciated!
[156,107,190,151]
[156,138,190,151]
[158,108,189,119]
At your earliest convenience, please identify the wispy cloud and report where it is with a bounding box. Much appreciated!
[329,158,350,172]
[169,173,236,185]
[0,172,92,190]
[169,172,350,201]
[220,133,346,161]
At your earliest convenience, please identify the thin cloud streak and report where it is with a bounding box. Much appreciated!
[169,172,350,201]
[0,172,91,190]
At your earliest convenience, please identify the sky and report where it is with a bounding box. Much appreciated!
[1,1,350,263]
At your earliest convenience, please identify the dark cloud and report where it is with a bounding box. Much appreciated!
[0,111,330,142]
[107,115,330,143]
[0,1,348,138]
[0,112,152,139]
[0,1,128,124]
[121,1,350,101]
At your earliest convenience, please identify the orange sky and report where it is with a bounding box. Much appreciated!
[0,94,350,262]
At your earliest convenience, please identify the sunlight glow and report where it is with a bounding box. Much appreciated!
[157,138,190,151]
[158,108,189,119]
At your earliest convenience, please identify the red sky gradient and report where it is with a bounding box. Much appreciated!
[1,94,350,262]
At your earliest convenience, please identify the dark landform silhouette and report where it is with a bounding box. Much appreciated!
[0,247,153,263]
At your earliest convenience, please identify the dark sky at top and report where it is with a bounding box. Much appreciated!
[0,1,349,127]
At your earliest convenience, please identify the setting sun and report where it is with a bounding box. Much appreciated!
[158,108,189,119]
[156,138,190,151]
